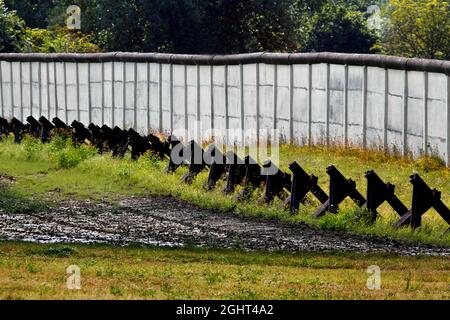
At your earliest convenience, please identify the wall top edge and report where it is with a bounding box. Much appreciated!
[0,52,448,74]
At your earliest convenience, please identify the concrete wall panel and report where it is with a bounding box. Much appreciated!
[212,65,226,136]
[292,64,310,146]
[0,56,447,164]
[276,65,291,142]
[243,64,258,136]
[148,63,160,130]
[199,65,212,137]
[311,64,327,144]
[0,62,13,118]
[329,64,345,144]
[259,63,275,132]
[366,67,385,149]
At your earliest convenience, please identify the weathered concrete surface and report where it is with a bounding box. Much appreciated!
[0,196,449,256]
[1,57,448,164]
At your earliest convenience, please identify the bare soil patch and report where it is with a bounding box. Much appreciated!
[0,196,449,256]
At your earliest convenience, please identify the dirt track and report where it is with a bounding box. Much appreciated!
[0,196,449,256]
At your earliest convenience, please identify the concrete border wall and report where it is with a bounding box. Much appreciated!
[0,52,449,165]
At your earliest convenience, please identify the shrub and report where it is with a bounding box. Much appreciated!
[23,27,101,53]
[414,156,446,172]
[22,136,42,160]
[43,246,77,257]
[49,134,70,152]
[52,143,97,169]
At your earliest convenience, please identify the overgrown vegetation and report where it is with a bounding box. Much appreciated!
[377,0,450,59]
[0,0,27,52]
[1,0,448,59]
[23,27,100,53]
[0,135,448,247]
[0,242,448,299]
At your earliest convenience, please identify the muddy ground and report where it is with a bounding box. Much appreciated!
[0,196,449,256]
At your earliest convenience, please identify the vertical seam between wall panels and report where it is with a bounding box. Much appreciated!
[158,63,162,132]
[101,62,105,126]
[225,64,229,143]
[38,62,42,118]
[134,62,138,130]
[423,72,428,156]
[10,62,14,118]
[289,64,294,144]
[325,63,330,146]
[123,62,126,128]
[53,62,57,119]
[403,70,408,157]
[362,65,368,149]
[112,61,115,127]
[184,65,188,132]
[88,63,92,124]
[0,62,4,117]
[344,65,349,146]
[19,62,23,121]
[273,64,278,131]
[240,64,244,143]
[307,64,312,146]
[256,63,260,143]
[383,69,389,151]
[210,65,214,131]
[63,62,68,124]
[170,63,174,132]
[446,75,450,166]
[29,62,32,118]
[46,63,50,119]
[196,64,200,125]
[147,62,150,132]
[76,62,80,121]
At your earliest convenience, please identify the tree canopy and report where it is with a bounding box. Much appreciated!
[299,2,378,53]
[0,0,27,52]
[378,0,450,59]
[1,0,448,60]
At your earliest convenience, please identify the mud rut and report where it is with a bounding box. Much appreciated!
[0,196,449,256]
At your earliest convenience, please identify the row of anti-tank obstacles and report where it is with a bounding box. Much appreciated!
[0,115,449,231]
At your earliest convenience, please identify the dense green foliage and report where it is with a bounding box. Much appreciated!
[0,0,27,52]
[299,2,378,53]
[23,27,100,53]
[1,1,448,58]
[378,0,450,59]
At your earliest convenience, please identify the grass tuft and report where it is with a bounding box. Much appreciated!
[42,246,78,258]
[0,182,49,214]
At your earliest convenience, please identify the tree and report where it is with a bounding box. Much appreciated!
[2,0,386,55]
[204,0,297,53]
[48,0,208,53]
[4,0,55,28]
[379,0,450,59]
[0,0,27,52]
[244,0,298,52]
[300,2,378,53]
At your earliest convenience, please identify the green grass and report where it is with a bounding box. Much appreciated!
[0,134,449,246]
[0,242,448,300]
